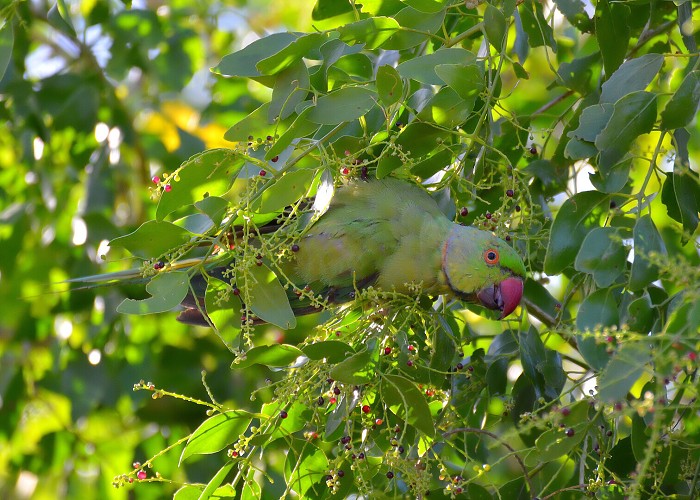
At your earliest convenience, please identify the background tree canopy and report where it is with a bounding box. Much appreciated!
[1,0,700,498]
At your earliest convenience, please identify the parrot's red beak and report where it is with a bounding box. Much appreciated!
[476,277,523,319]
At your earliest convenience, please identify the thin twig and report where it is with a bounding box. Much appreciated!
[442,427,535,496]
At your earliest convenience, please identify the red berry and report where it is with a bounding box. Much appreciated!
[137,470,147,480]
[164,184,172,192]
[329,397,337,404]
[408,345,415,352]
[384,347,392,355]
[406,360,413,367]
[280,410,288,419]
[151,176,160,184]
[375,418,383,425]
[460,207,468,217]
[259,170,266,177]
[132,462,141,469]
[272,155,279,162]
[154,261,164,270]
[689,352,697,361]
[362,405,370,414]
[233,287,240,296]
[561,407,571,417]
[341,167,350,175]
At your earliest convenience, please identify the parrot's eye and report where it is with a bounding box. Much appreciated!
[484,249,499,265]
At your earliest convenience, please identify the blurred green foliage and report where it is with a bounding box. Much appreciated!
[1,0,699,499]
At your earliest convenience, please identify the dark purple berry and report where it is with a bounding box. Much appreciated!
[259,170,266,177]
[291,244,300,252]
[460,207,468,217]
[386,471,394,479]
[485,212,492,219]
[337,469,345,478]
[280,410,288,419]
[506,189,514,197]
[565,428,574,437]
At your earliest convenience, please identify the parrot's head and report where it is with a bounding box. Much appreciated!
[442,225,526,318]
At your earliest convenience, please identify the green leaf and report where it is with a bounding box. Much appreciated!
[590,157,632,194]
[435,63,484,100]
[257,33,325,75]
[417,87,475,128]
[336,17,400,50]
[595,0,630,76]
[662,130,700,242]
[574,227,626,288]
[195,196,229,227]
[381,374,435,437]
[553,0,593,32]
[600,54,664,104]
[595,91,657,170]
[0,23,13,82]
[558,53,600,94]
[519,0,556,49]
[180,410,254,463]
[265,106,320,160]
[623,294,655,334]
[205,278,242,338]
[397,48,476,85]
[269,61,310,121]
[576,288,619,370]
[284,443,328,496]
[312,0,354,20]
[376,64,403,107]
[330,348,376,384]
[598,342,649,402]
[233,344,304,369]
[198,461,235,500]
[247,264,297,329]
[48,0,76,37]
[484,4,507,50]
[117,271,189,315]
[409,148,452,178]
[544,191,609,275]
[156,149,243,220]
[377,122,444,177]
[381,7,446,50]
[568,103,614,142]
[265,401,311,440]
[661,70,700,130]
[534,422,587,462]
[401,0,448,13]
[629,215,666,291]
[213,33,298,78]
[302,341,355,363]
[224,102,272,142]
[306,87,377,125]
[253,169,316,213]
[110,220,191,259]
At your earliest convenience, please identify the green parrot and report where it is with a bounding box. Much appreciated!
[178,178,526,326]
